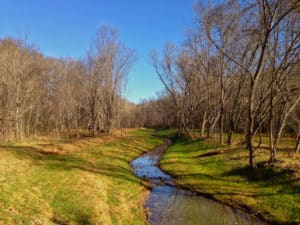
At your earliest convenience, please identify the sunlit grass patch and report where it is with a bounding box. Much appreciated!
[0,128,162,225]
[160,134,300,225]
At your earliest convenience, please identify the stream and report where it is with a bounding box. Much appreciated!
[131,140,268,225]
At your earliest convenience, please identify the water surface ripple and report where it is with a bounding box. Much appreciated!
[131,140,268,225]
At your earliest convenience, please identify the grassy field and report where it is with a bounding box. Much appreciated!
[0,129,162,225]
[158,129,300,225]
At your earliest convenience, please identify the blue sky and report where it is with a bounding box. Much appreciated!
[0,0,196,103]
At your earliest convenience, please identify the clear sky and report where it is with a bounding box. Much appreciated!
[0,0,196,103]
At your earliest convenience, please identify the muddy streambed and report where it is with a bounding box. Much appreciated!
[131,140,268,225]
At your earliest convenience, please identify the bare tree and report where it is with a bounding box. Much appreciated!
[86,26,135,135]
[0,28,135,140]
[202,0,300,168]
[0,38,44,140]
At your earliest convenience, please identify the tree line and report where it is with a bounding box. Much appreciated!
[0,0,299,170]
[0,26,136,140]
[138,0,299,168]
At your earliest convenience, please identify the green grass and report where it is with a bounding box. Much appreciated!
[159,130,300,225]
[1,128,298,224]
[0,128,162,225]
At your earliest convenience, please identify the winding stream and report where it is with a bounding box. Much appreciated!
[131,140,268,225]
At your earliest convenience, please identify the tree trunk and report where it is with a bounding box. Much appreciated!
[220,108,224,145]
[246,112,256,168]
[15,82,20,141]
[207,122,212,139]
[227,111,236,145]
[227,129,233,146]
[295,134,300,154]
[246,132,256,169]
[246,78,257,169]
[220,66,224,145]
[76,119,80,138]
[207,113,220,139]
[270,97,300,162]
[200,112,207,138]
[269,91,275,162]
[269,145,277,163]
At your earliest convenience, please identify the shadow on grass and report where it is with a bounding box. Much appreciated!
[0,144,145,185]
[167,166,300,198]
[222,162,296,183]
[52,211,92,225]
[0,137,160,224]
[151,128,178,140]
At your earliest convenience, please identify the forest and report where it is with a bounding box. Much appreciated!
[1,0,299,167]
[0,0,299,224]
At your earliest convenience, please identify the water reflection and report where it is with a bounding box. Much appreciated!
[131,142,267,225]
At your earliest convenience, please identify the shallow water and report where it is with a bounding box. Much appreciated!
[131,141,268,225]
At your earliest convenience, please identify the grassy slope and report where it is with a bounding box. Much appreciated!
[0,128,162,225]
[158,130,300,225]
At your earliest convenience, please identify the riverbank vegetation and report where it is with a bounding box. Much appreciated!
[142,2,300,222]
[146,0,300,170]
[155,129,299,225]
[0,129,162,224]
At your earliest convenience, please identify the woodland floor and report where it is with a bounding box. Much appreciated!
[0,128,162,225]
[157,129,300,225]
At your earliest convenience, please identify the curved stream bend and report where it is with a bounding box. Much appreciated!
[131,139,268,225]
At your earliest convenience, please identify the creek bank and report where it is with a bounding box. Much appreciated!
[159,134,299,225]
[131,139,267,225]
